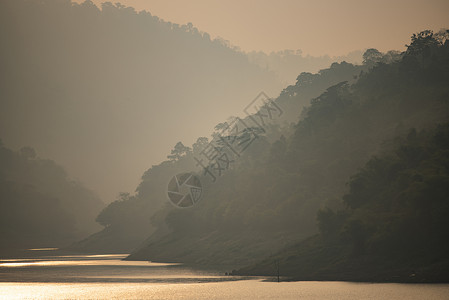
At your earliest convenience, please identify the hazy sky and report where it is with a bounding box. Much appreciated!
[78,0,449,56]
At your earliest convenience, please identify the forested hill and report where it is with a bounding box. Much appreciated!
[0,0,282,203]
[247,49,363,86]
[107,32,449,264]
[71,30,449,281]
[0,142,103,254]
[68,52,366,254]
[125,30,449,269]
[237,123,449,282]
[234,30,449,281]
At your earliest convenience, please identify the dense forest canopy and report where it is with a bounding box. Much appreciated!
[74,30,449,273]
[238,123,449,282]
[235,30,449,281]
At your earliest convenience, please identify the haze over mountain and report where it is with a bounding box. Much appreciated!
[123,30,449,282]
[67,30,449,284]
[0,142,103,254]
[4,0,446,202]
[1,0,283,202]
[74,0,449,56]
[1,0,449,286]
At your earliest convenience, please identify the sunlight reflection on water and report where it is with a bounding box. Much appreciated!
[1,253,449,299]
[1,281,449,300]
[27,248,59,251]
[0,254,179,268]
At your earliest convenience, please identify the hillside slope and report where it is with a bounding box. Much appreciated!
[0,143,103,254]
[236,123,449,282]
[127,31,449,268]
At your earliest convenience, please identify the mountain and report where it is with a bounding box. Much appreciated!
[0,0,282,202]
[0,142,103,254]
[247,49,363,86]
[124,30,449,272]
[68,158,195,253]
[67,44,369,254]
[236,123,449,282]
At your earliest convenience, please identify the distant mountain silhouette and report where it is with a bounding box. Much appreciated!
[0,142,103,253]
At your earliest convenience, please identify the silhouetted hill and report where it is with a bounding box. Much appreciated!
[0,142,103,253]
[0,0,282,202]
[236,123,449,282]
[68,49,367,254]
[71,60,363,254]
[126,30,449,273]
[248,49,363,86]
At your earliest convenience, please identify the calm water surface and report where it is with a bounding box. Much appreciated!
[1,252,448,299]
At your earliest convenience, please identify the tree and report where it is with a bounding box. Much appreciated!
[192,137,209,156]
[406,30,439,59]
[362,48,383,67]
[167,142,191,161]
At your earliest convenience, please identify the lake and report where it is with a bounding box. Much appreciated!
[1,251,448,299]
